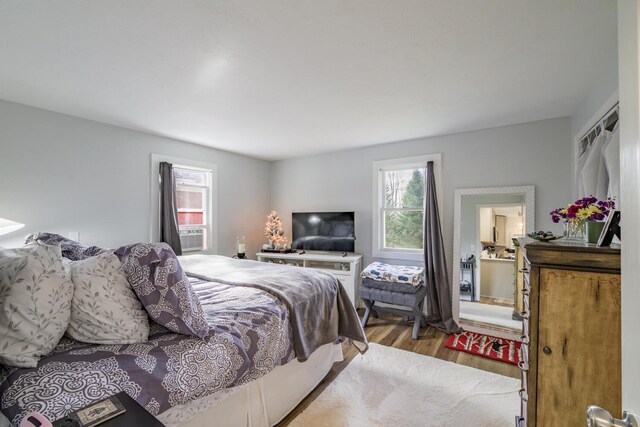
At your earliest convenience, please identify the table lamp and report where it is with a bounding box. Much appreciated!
[0,217,25,236]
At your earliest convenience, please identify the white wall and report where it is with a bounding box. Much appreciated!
[270,118,573,275]
[571,71,619,140]
[569,1,619,199]
[618,0,640,413]
[0,100,271,258]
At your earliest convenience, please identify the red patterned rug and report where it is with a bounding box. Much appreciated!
[445,331,522,365]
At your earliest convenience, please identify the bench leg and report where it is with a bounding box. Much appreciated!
[412,302,425,339]
[361,299,376,327]
[418,300,427,327]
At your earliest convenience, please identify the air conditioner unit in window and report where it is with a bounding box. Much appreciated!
[179,229,204,252]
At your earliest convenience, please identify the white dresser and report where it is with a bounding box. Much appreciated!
[255,251,363,307]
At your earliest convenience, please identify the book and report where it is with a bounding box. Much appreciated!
[67,395,126,427]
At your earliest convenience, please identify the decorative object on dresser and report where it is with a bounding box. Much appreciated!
[256,251,363,307]
[597,209,621,247]
[515,237,621,427]
[444,331,522,365]
[234,235,247,259]
[549,196,616,243]
[264,210,288,250]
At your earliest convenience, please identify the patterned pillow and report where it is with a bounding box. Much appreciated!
[66,251,150,344]
[25,232,105,261]
[0,244,74,367]
[114,243,209,339]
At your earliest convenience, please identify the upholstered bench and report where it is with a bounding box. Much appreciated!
[359,263,427,340]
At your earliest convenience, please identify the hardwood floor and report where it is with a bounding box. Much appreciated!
[479,295,514,308]
[277,311,519,426]
[459,295,514,308]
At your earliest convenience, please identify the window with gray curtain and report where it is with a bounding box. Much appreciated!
[159,162,183,255]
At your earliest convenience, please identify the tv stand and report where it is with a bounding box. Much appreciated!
[256,251,363,307]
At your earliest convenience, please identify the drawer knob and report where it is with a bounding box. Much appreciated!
[543,346,552,355]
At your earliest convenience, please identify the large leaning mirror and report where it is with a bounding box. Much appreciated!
[452,185,535,333]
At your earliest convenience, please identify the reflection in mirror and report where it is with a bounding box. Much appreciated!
[452,186,535,334]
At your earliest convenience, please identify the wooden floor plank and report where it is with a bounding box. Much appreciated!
[277,311,519,425]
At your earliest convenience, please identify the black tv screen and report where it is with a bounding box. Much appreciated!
[291,212,355,252]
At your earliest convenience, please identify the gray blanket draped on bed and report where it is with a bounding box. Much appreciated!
[179,255,368,362]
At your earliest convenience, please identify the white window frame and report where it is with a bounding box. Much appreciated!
[150,154,218,254]
[174,167,211,252]
[372,153,442,261]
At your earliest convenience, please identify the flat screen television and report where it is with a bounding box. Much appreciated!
[291,212,355,252]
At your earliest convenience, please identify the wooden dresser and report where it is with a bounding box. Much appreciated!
[515,237,621,427]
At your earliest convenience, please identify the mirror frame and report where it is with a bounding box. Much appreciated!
[451,185,535,322]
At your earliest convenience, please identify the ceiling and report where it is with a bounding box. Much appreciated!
[0,1,618,160]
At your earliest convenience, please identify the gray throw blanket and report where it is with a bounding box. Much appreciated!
[179,254,368,362]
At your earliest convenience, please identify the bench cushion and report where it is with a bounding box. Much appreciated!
[360,262,424,286]
[361,277,419,294]
[360,284,427,307]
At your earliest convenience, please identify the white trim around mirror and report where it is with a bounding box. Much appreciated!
[451,185,535,323]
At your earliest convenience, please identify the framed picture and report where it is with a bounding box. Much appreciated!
[597,210,621,247]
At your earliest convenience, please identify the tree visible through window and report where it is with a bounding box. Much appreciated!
[383,168,425,250]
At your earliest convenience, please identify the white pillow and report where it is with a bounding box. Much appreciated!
[0,244,73,368]
[66,251,150,344]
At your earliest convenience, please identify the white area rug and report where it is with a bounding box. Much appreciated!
[289,343,520,427]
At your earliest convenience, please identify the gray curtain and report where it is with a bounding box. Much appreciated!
[423,161,461,334]
[159,162,183,255]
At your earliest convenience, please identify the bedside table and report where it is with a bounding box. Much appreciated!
[53,392,165,427]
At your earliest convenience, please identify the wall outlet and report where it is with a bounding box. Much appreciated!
[68,232,79,242]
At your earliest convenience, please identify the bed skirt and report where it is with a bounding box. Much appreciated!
[160,342,343,427]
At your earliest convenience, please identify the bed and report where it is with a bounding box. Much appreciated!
[0,244,367,427]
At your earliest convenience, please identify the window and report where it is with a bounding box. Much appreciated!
[174,166,212,252]
[372,154,441,261]
[150,154,217,254]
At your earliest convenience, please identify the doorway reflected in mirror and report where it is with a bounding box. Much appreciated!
[452,186,535,336]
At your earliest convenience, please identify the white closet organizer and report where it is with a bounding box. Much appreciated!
[256,251,363,307]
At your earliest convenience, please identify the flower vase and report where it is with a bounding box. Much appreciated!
[585,221,605,244]
[564,218,586,241]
